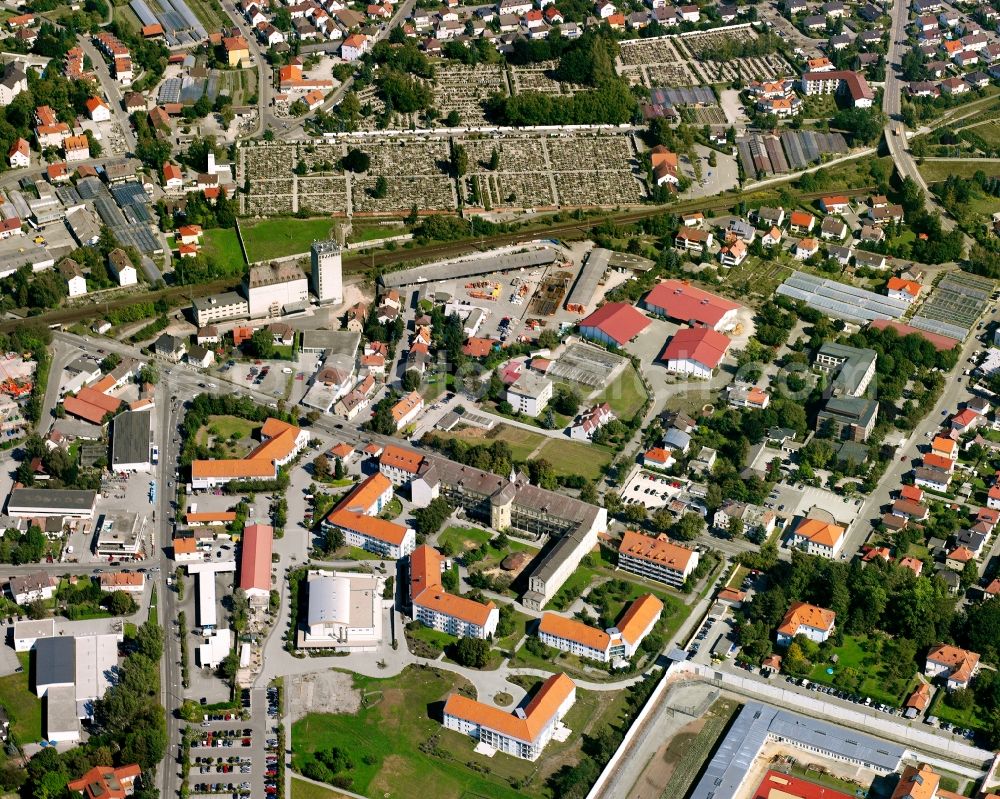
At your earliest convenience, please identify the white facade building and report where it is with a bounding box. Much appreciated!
[310,239,343,305]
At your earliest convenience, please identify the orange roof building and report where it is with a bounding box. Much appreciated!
[891,764,942,799]
[99,571,145,593]
[409,544,498,638]
[63,384,124,425]
[185,511,237,525]
[776,601,836,645]
[538,593,662,662]
[68,765,141,799]
[191,418,308,489]
[239,523,273,602]
[390,390,424,430]
[618,530,699,588]
[931,435,957,460]
[926,644,980,689]
[323,473,415,560]
[443,672,576,760]
[789,517,845,559]
[378,444,425,485]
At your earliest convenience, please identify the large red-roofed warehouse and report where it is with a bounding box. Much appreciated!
[644,280,741,331]
[239,523,273,606]
[753,770,855,799]
[579,302,650,346]
[660,327,730,378]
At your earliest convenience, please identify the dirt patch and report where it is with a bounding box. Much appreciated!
[288,671,361,722]
[632,716,707,799]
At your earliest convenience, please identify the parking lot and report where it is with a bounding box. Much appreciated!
[188,687,280,799]
[619,467,685,511]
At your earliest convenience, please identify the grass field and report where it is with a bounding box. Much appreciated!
[291,666,621,799]
[658,698,740,799]
[291,778,352,799]
[928,689,988,731]
[545,565,597,611]
[595,364,647,421]
[437,525,535,557]
[202,227,246,272]
[535,438,613,480]
[198,416,257,457]
[439,424,545,462]
[0,653,42,743]
[805,635,915,706]
[242,218,337,262]
[920,159,1000,183]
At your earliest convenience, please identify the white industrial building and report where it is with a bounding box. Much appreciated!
[299,570,384,650]
[244,262,309,318]
[188,560,237,634]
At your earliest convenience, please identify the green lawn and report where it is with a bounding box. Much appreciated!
[595,364,648,421]
[345,546,385,562]
[0,653,42,743]
[348,222,406,244]
[291,778,352,799]
[291,666,620,799]
[805,635,916,706]
[920,159,1000,183]
[201,227,246,272]
[407,624,455,654]
[928,689,989,731]
[201,415,256,441]
[437,526,535,558]
[380,497,403,520]
[242,218,337,262]
[535,438,613,481]
[544,566,597,611]
[436,424,545,463]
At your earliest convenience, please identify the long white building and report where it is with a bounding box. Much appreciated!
[300,570,383,650]
[617,530,699,588]
[244,262,309,318]
[322,473,416,559]
[443,672,576,760]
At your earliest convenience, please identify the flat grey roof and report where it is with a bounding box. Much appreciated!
[379,247,560,289]
[300,329,360,356]
[192,291,247,311]
[8,488,97,513]
[45,684,79,737]
[111,410,151,468]
[689,702,904,799]
[35,636,75,687]
[565,248,610,309]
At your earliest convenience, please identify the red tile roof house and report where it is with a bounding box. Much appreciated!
[578,302,650,347]
[925,643,980,690]
[239,523,273,606]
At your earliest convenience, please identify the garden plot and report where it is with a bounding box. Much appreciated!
[298,143,344,171]
[641,62,698,87]
[692,106,728,125]
[675,26,757,58]
[472,171,556,209]
[619,37,684,67]
[351,175,456,213]
[297,176,349,214]
[241,143,297,181]
[364,139,451,175]
[462,137,549,173]
[555,170,644,206]
[246,195,293,215]
[430,63,507,126]
[697,53,795,84]
[509,61,584,95]
[546,134,635,171]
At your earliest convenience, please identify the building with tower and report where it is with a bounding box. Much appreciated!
[311,239,343,305]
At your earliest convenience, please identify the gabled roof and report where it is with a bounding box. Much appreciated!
[539,612,610,651]
[579,302,650,345]
[239,523,273,592]
[645,280,739,327]
[615,593,663,645]
[660,327,730,369]
[619,530,696,571]
[778,601,836,635]
[792,517,845,547]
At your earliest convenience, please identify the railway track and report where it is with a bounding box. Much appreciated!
[0,183,873,335]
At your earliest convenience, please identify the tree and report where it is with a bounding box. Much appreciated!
[450,636,491,668]
[342,147,370,173]
[373,175,389,198]
[246,328,275,359]
[326,526,346,553]
[413,497,452,537]
[138,363,159,385]
[102,590,138,616]
[452,142,468,178]
[402,369,421,391]
[674,512,704,541]
[100,352,122,372]
[488,147,500,170]
[313,454,331,480]
[135,620,164,661]
[445,109,461,127]
[727,517,744,539]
